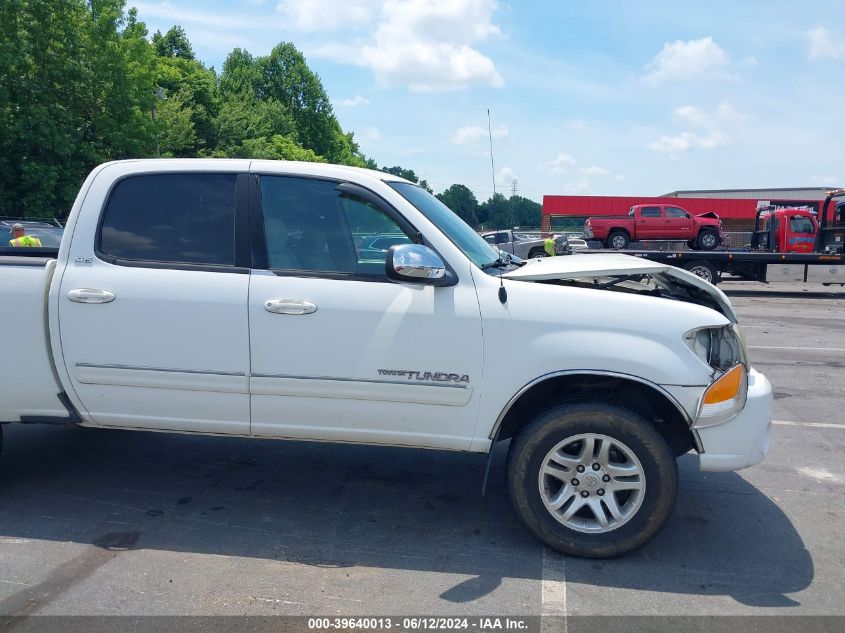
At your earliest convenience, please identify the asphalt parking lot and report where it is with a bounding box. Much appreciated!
[0,282,843,627]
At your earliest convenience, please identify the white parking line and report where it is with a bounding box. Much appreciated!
[541,548,567,633]
[773,420,845,429]
[749,345,845,352]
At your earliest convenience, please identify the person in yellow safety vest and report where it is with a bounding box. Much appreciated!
[8,223,42,247]
[544,232,556,257]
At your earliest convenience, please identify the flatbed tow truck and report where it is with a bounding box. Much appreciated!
[590,189,845,285]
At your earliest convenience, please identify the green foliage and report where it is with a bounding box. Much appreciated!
[2,5,530,226]
[476,193,541,228]
[437,184,480,228]
[0,6,377,218]
[238,135,326,163]
[152,25,194,60]
[381,166,419,183]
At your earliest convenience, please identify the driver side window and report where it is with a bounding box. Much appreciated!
[260,176,412,277]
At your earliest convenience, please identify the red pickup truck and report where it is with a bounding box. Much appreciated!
[584,204,724,250]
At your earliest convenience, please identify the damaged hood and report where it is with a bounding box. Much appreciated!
[503,253,737,322]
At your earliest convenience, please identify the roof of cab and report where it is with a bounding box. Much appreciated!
[99,158,414,185]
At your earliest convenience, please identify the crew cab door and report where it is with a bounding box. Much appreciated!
[636,206,663,239]
[247,174,483,450]
[57,168,251,434]
[664,206,694,238]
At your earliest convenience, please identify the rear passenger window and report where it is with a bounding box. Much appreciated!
[640,207,661,218]
[99,174,237,266]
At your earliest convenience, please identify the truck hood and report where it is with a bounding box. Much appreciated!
[502,253,737,322]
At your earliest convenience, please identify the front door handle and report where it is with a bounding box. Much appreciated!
[68,288,115,304]
[264,299,318,315]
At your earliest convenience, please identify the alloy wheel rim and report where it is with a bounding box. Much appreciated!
[538,433,646,534]
[612,236,626,248]
[702,234,716,247]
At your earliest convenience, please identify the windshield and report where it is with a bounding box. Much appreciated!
[389,182,500,267]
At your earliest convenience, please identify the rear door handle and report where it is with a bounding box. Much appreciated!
[264,299,317,315]
[68,288,115,304]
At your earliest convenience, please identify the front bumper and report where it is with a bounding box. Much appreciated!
[695,367,773,472]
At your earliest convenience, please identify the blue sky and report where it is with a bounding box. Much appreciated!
[133,1,845,202]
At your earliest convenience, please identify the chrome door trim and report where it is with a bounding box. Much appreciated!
[250,372,472,406]
[75,363,245,376]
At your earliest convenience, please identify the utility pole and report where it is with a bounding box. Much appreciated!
[510,178,518,197]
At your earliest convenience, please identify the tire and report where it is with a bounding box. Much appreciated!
[684,260,718,285]
[605,230,629,250]
[686,239,697,250]
[528,247,546,258]
[507,402,678,558]
[697,229,719,251]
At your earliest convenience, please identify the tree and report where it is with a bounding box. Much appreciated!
[437,184,479,228]
[215,96,295,153]
[154,35,219,155]
[152,25,194,60]
[238,135,326,162]
[509,195,542,227]
[381,166,419,183]
[479,193,512,228]
[156,91,196,157]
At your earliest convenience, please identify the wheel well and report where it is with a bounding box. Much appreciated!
[608,228,629,236]
[494,374,696,457]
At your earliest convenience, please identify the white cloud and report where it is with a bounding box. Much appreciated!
[362,125,381,141]
[276,0,375,32]
[650,100,742,156]
[498,166,517,184]
[649,130,728,154]
[807,27,845,60]
[313,0,503,91]
[580,165,610,176]
[450,124,508,145]
[643,36,732,85]
[336,95,369,107]
[539,152,576,175]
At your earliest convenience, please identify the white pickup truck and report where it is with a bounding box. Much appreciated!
[1,159,772,558]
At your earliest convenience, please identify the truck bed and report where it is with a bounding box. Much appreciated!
[0,255,77,423]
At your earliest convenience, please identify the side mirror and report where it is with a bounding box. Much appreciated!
[386,244,454,286]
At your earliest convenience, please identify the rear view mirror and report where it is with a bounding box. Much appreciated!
[386,244,454,286]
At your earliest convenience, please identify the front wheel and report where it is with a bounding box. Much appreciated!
[507,402,678,558]
[528,247,546,258]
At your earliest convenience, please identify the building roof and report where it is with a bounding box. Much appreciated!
[662,187,841,200]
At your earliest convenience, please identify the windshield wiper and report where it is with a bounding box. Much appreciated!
[480,257,509,270]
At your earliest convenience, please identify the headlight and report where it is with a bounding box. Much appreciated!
[685,325,751,427]
[696,363,748,427]
[684,324,748,372]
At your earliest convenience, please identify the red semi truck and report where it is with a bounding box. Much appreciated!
[584,204,725,250]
